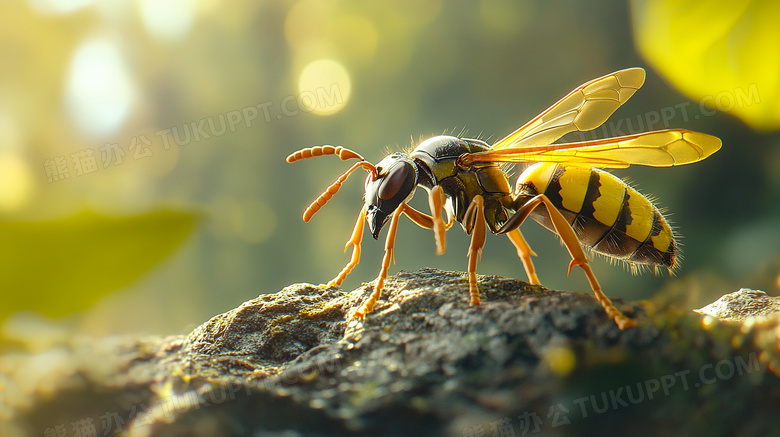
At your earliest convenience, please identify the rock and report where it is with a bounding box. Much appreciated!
[694,288,780,322]
[3,268,780,437]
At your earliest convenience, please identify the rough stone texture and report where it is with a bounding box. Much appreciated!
[2,268,780,437]
[694,288,780,322]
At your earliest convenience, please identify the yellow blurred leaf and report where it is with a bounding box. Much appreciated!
[0,210,198,321]
[631,0,779,130]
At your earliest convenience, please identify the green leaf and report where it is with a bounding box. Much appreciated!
[631,0,779,130]
[0,210,198,322]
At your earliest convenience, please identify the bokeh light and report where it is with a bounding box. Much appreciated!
[297,59,351,116]
[65,39,135,139]
[0,153,33,211]
[138,0,197,43]
[27,0,96,15]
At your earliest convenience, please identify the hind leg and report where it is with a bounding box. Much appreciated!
[501,194,636,330]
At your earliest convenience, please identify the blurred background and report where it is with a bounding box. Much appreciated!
[0,0,778,341]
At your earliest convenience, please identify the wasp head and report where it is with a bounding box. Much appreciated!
[364,153,418,239]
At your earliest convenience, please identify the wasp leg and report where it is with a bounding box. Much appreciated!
[327,206,367,287]
[428,185,450,255]
[353,205,404,319]
[401,192,450,255]
[400,204,434,230]
[506,229,540,285]
[401,201,464,263]
[503,194,636,330]
[463,195,487,306]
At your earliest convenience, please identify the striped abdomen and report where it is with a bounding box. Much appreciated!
[516,163,677,272]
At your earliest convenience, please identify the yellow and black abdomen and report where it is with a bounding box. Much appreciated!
[516,163,677,273]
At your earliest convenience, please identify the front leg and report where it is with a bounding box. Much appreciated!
[353,205,404,319]
[401,204,434,230]
[328,206,366,287]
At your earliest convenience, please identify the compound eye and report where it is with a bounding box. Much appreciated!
[378,163,411,200]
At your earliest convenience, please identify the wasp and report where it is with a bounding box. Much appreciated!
[287,68,721,329]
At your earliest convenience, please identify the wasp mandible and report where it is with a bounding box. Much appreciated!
[286,68,721,329]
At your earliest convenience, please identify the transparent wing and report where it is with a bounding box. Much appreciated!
[491,68,646,150]
[465,129,721,168]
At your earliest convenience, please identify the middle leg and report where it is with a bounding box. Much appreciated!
[427,185,453,255]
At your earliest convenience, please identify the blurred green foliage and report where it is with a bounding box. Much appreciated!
[0,210,197,323]
[632,0,780,130]
[0,0,777,335]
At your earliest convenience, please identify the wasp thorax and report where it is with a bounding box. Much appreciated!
[364,154,418,239]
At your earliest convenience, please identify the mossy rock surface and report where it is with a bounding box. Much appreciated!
[3,268,780,437]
